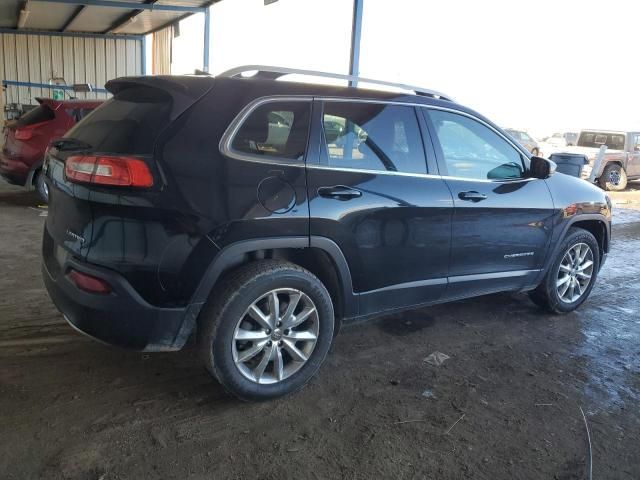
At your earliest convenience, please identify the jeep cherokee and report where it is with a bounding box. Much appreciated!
[41,66,612,401]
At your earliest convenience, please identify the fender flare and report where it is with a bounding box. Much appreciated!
[534,213,610,286]
[25,161,44,191]
[175,236,356,346]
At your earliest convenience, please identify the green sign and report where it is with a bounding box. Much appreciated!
[52,89,64,100]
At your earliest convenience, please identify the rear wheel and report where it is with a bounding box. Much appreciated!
[529,228,600,313]
[198,260,334,401]
[34,169,49,203]
[598,163,627,191]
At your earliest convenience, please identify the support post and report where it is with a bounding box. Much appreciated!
[141,36,147,75]
[203,7,210,73]
[348,0,364,87]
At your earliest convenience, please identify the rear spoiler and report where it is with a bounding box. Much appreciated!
[35,97,62,110]
[105,76,215,121]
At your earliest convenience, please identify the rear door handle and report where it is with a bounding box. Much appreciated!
[458,191,488,202]
[318,185,362,200]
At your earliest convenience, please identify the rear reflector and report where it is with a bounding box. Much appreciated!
[67,269,111,294]
[14,128,33,140]
[65,155,153,187]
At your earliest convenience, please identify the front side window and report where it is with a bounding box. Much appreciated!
[321,102,426,174]
[231,101,311,161]
[427,109,525,181]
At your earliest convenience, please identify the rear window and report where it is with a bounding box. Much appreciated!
[577,131,625,150]
[15,105,55,127]
[64,87,172,154]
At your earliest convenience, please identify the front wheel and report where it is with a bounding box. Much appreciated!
[529,228,600,314]
[198,260,334,401]
[598,163,627,191]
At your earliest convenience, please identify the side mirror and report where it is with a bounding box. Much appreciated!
[529,156,556,179]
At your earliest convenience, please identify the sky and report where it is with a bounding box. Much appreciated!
[165,0,640,138]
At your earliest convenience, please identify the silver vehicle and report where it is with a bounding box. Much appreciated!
[505,129,542,156]
[566,130,640,191]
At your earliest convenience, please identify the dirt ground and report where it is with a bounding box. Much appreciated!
[1,179,639,480]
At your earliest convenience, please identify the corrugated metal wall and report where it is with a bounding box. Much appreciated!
[1,33,142,105]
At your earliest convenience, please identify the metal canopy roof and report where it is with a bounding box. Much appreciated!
[0,0,219,37]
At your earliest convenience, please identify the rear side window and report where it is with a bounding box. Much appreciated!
[321,102,426,174]
[230,101,311,161]
[64,87,171,154]
[15,105,55,127]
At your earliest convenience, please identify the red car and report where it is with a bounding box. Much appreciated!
[1,97,102,201]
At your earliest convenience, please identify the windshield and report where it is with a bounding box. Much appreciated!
[577,131,625,150]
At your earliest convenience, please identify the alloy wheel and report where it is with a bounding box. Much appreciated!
[556,242,594,303]
[608,169,621,186]
[232,288,319,384]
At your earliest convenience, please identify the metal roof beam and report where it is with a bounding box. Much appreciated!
[60,5,85,31]
[29,0,206,13]
[146,0,216,35]
[0,26,143,39]
[104,0,156,33]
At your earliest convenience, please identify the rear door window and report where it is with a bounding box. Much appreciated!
[320,102,427,174]
[64,87,172,154]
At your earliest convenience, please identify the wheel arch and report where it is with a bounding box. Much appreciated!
[25,160,44,191]
[540,214,610,281]
[180,236,356,346]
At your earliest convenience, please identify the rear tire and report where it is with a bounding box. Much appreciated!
[34,169,49,203]
[198,260,334,401]
[529,228,600,314]
[598,163,627,191]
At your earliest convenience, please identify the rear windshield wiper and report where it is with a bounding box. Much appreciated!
[51,138,93,151]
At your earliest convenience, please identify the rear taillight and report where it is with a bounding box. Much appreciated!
[67,269,111,294]
[14,128,33,140]
[64,155,153,187]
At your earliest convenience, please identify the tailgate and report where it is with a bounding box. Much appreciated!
[43,145,94,273]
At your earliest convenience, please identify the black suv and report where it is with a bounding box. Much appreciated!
[42,66,611,401]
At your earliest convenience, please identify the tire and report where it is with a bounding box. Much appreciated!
[198,259,334,401]
[34,169,49,203]
[598,163,627,191]
[529,227,600,314]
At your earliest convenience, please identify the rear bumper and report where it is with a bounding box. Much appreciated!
[0,152,29,185]
[42,254,196,352]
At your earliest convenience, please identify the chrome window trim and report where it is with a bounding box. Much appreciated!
[220,95,537,184]
[219,95,313,166]
[306,164,537,184]
[306,163,438,179]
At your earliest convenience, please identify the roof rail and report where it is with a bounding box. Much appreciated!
[217,65,454,102]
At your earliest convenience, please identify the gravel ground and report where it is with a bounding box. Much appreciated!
[0,179,638,479]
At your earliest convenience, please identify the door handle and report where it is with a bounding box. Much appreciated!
[458,191,488,202]
[318,185,362,200]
